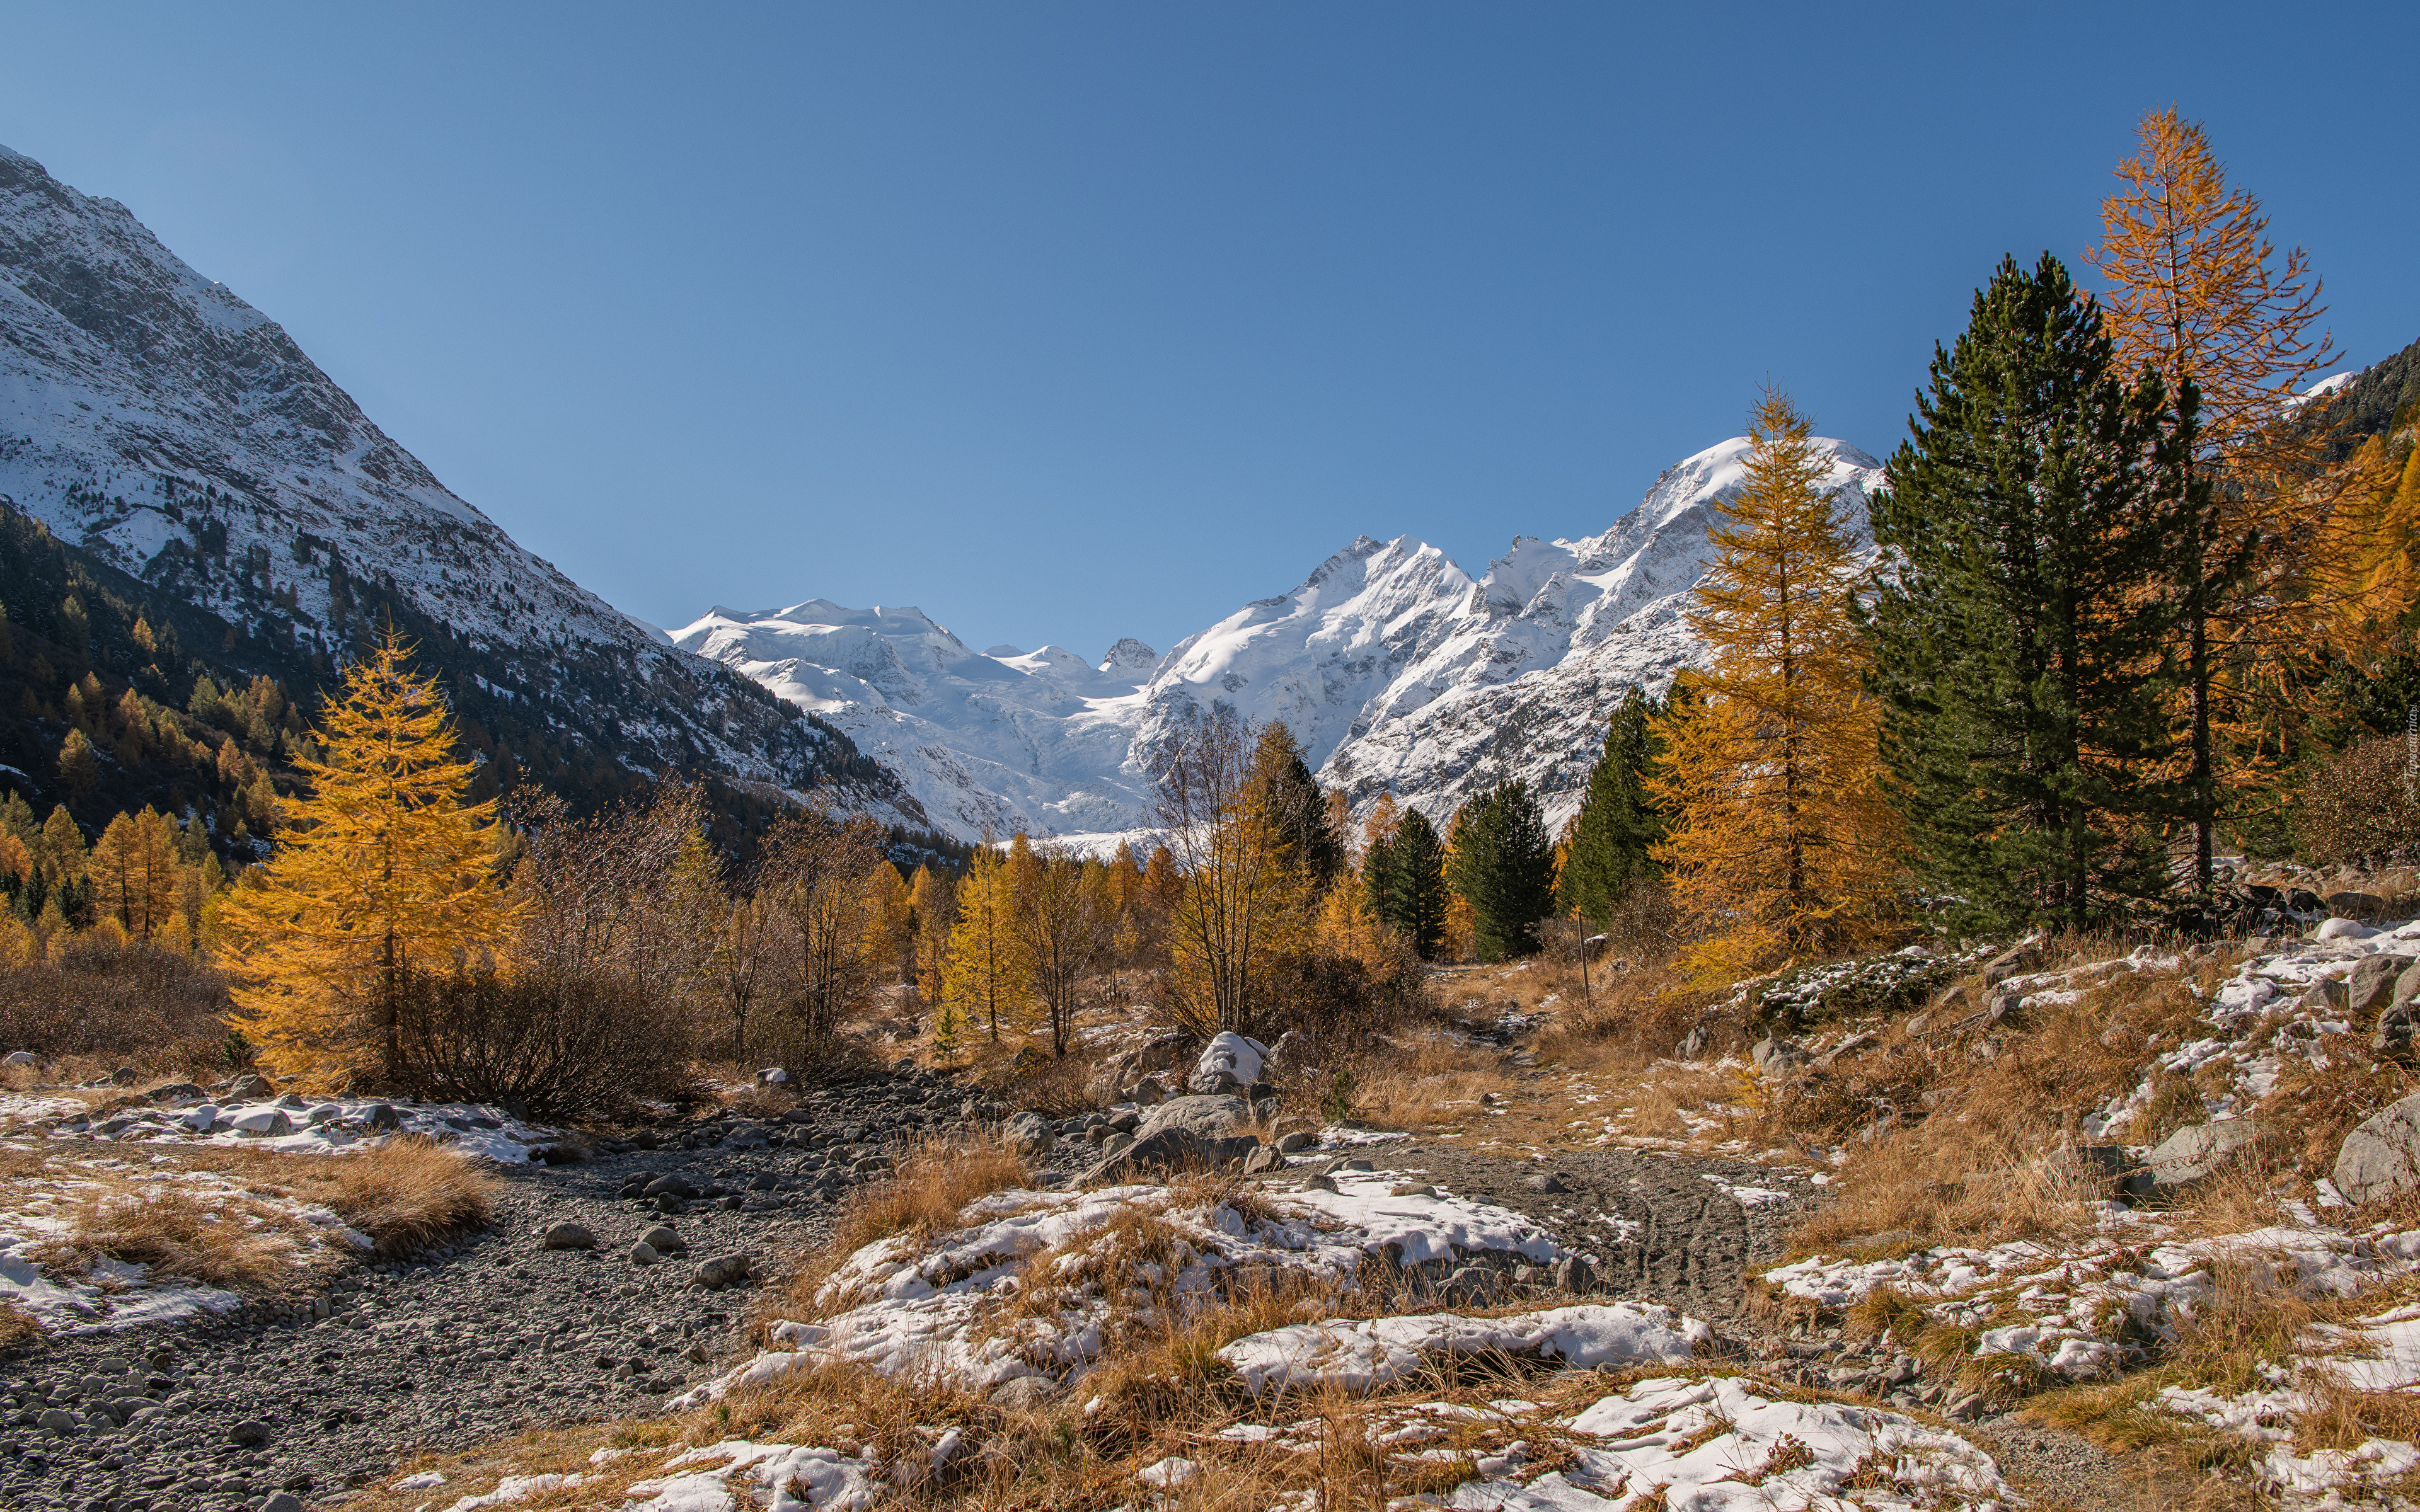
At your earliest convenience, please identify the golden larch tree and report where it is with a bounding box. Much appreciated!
[1651,389,1898,983]
[2086,106,2338,885]
[942,842,1028,1044]
[215,631,518,1090]
[88,808,182,942]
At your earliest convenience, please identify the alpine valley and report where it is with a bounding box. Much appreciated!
[0,140,1887,847]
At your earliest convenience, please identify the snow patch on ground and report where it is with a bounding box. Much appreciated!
[1216,1303,1705,1394]
[674,1176,1568,1404]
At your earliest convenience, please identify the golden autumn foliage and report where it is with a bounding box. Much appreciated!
[214,632,518,1090]
[88,808,181,942]
[1651,389,1898,984]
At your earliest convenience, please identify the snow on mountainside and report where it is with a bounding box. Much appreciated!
[672,602,1158,840]
[0,143,918,823]
[694,435,1884,845]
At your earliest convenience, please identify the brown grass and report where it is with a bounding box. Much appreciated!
[0,1298,41,1353]
[1782,953,2229,1256]
[777,1135,1031,1315]
[21,1138,497,1295]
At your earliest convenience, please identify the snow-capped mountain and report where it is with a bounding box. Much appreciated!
[0,143,919,823]
[688,435,1886,844]
[672,602,1159,840]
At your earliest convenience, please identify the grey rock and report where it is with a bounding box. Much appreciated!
[1390,1183,1438,1198]
[2336,1092,2420,1205]
[1524,1171,1569,1193]
[1277,1131,1317,1154]
[229,1420,271,1446]
[2395,963,2420,1009]
[1242,1145,1286,1175]
[1981,942,2039,987]
[364,1103,400,1131]
[229,1109,292,1137]
[35,1407,78,1434]
[2145,1121,2260,1187]
[1336,1158,1374,1173]
[2074,1145,2154,1200]
[722,1123,770,1150]
[2348,955,2415,1017]
[1674,1026,1708,1061]
[1440,1266,1501,1305]
[108,1064,141,1086]
[989,1375,1053,1410]
[1552,1255,1595,1295]
[629,1242,660,1266]
[2379,1002,2420,1064]
[1,1048,35,1067]
[227,1073,274,1100]
[1299,1173,1339,1193]
[540,1222,596,1251]
[1002,1111,1056,1156]
[694,1253,756,1290]
[638,1225,686,1254]
[1136,1094,1251,1143]
[262,1494,305,1512]
[643,1174,696,1200]
[147,1081,207,1106]
[273,1091,309,1110]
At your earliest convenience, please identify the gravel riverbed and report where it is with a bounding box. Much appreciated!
[6,1075,2022,1512]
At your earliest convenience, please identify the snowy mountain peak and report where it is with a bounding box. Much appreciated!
[0,143,916,825]
[1100,638,1159,676]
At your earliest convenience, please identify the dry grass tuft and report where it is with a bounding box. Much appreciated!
[778,1135,1030,1314]
[0,1298,42,1353]
[323,1137,499,1256]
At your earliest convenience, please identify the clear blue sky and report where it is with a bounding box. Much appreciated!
[3,3,2414,662]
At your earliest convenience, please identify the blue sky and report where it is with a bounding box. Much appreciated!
[3,3,2414,661]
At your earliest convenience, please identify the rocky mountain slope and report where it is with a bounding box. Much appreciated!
[689,436,1886,843]
[0,144,920,828]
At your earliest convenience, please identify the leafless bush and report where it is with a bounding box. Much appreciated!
[0,934,233,1074]
[388,966,694,1116]
[756,801,888,1044]
[2295,735,2420,866]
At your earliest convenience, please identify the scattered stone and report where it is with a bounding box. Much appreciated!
[755,1067,790,1085]
[1980,942,2039,987]
[1242,1145,1286,1175]
[541,1222,596,1251]
[2347,955,2416,1017]
[229,1419,272,1446]
[1552,1255,1595,1294]
[1,1048,35,1068]
[630,1242,660,1266]
[990,1376,1054,1410]
[638,1225,686,1254]
[108,1064,141,1085]
[262,1493,305,1512]
[1277,1130,1317,1154]
[1674,1026,1707,1061]
[1440,1266,1501,1305]
[1390,1183,1438,1198]
[227,1073,274,1100]
[364,1103,400,1131]
[1136,1094,1251,1143]
[1003,1111,1056,1155]
[2379,1002,2420,1065]
[229,1108,292,1137]
[1187,1031,1268,1096]
[1299,1173,1339,1193]
[1524,1171,1569,1193]
[2336,1092,2420,1205]
[695,1253,756,1290]
[147,1081,207,1106]
[2145,1120,2261,1187]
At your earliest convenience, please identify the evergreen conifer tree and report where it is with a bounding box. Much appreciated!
[1557,686,1672,929]
[1444,780,1555,961]
[1386,808,1451,960]
[1867,253,2197,931]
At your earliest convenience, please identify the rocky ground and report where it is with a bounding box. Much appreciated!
[0,1072,1861,1512]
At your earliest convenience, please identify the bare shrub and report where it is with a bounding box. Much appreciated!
[0,934,233,1074]
[2295,734,2420,866]
[389,967,693,1116]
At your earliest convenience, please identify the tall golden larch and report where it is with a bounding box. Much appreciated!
[1651,389,1898,983]
[215,631,517,1089]
[88,808,181,941]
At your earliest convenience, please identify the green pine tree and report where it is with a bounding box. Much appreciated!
[1866,252,2199,931]
[1557,685,1675,929]
[1445,779,1557,961]
[1383,809,1450,960]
